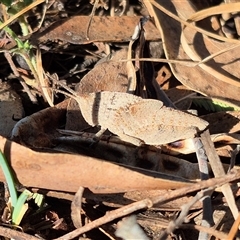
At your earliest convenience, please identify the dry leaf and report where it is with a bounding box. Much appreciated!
[202,111,240,134]
[71,187,84,228]
[143,0,240,104]
[0,136,193,193]
[201,130,239,222]
[11,100,68,147]
[10,103,203,181]
[32,16,161,44]
[56,132,205,179]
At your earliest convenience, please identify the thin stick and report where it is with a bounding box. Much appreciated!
[150,0,239,44]
[119,57,198,66]
[193,137,214,240]
[227,211,240,240]
[182,224,228,239]
[55,171,240,239]
[71,187,84,228]
[0,0,45,31]
[4,52,37,103]
[86,0,99,40]
[0,226,40,240]
[159,188,213,240]
[201,130,239,221]
[55,199,153,240]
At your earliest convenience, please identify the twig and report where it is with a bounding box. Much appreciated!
[0,0,45,31]
[193,137,214,240]
[181,224,229,239]
[36,48,54,106]
[159,188,213,240]
[201,130,239,221]
[110,0,115,16]
[193,137,210,181]
[119,0,129,16]
[86,0,99,40]
[54,199,153,240]
[0,226,41,240]
[227,211,240,240]
[149,0,240,44]
[71,187,84,228]
[35,0,48,32]
[4,51,37,103]
[55,171,240,240]
[126,19,139,94]
[197,195,213,240]
[150,170,240,206]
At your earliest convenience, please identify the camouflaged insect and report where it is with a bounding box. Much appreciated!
[73,91,208,146]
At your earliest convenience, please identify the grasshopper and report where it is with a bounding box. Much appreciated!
[56,83,208,146]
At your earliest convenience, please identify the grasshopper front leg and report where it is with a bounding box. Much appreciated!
[115,133,144,146]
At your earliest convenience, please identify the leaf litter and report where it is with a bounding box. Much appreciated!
[1,0,240,239]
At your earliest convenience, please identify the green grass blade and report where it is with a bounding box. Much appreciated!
[33,193,44,207]
[192,97,240,112]
[12,189,32,225]
[0,150,17,209]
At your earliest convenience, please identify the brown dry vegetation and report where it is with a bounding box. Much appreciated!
[1,0,240,239]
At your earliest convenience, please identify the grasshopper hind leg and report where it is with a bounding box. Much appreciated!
[116,133,144,146]
[94,128,144,147]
